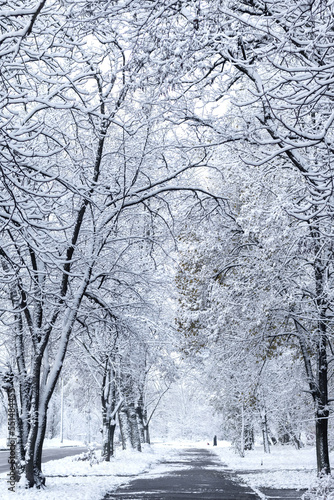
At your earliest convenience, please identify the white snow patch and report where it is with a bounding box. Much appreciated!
[0,443,177,499]
[0,438,86,449]
[211,441,317,490]
[0,440,330,498]
[43,438,87,448]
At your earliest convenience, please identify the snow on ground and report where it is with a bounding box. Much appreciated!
[211,440,317,490]
[43,438,88,448]
[0,439,329,498]
[0,443,179,500]
[0,437,86,450]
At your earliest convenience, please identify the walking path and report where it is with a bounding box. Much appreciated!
[104,447,307,500]
[0,446,89,474]
[104,447,259,499]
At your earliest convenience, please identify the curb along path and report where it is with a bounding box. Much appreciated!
[104,447,259,499]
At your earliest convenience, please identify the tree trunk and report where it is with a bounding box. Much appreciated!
[25,358,43,488]
[102,417,111,461]
[244,425,254,450]
[312,236,330,474]
[101,362,119,461]
[34,404,48,481]
[315,332,330,474]
[240,402,245,457]
[316,413,330,475]
[311,222,331,475]
[260,409,270,454]
[144,425,150,444]
[2,374,25,466]
[118,407,132,450]
[128,403,141,452]
[102,417,116,461]
[136,404,146,444]
[296,319,330,474]
[17,376,31,464]
[109,422,116,457]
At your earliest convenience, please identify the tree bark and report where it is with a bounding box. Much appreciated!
[312,221,330,475]
[260,409,270,454]
[240,402,245,457]
[144,425,150,445]
[294,311,331,473]
[102,418,116,461]
[136,404,146,444]
[25,357,44,488]
[128,403,141,452]
[118,406,132,450]
[244,425,254,450]
[315,332,330,474]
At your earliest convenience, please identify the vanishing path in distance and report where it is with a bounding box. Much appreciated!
[104,447,259,500]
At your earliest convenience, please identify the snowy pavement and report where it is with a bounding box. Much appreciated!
[103,447,257,499]
[0,440,325,499]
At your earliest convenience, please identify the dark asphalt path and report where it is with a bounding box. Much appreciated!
[0,446,87,473]
[104,448,259,499]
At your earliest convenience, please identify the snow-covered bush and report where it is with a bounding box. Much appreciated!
[303,475,334,500]
[74,446,99,467]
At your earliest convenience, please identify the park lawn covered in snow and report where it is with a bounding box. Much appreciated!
[0,440,332,499]
[0,443,178,500]
[212,440,317,491]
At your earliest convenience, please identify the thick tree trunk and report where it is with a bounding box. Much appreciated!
[109,422,116,457]
[34,404,48,480]
[128,403,141,452]
[25,358,43,488]
[144,425,150,444]
[15,372,31,464]
[118,407,132,450]
[102,417,111,461]
[136,405,146,444]
[296,319,331,474]
[315,333,330,474]
[3,377,22,483]
[244,425,254,450]
[3,375,25,466]
[25,418,46,487]
[118,405,141,451]
[311,222,331,475]
[101,362,119,461]
[16,407,25,466]
[316,413,330,475]
[102,418,116,461]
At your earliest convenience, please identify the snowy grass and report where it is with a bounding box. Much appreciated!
[302,475,334,500]
[211,441,318,491]
[43,438,87,448]
[0,443,178,499]
[0,439,332,499]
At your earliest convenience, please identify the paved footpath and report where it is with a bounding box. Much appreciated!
[0,446,89,474]
[104,447,259,499]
